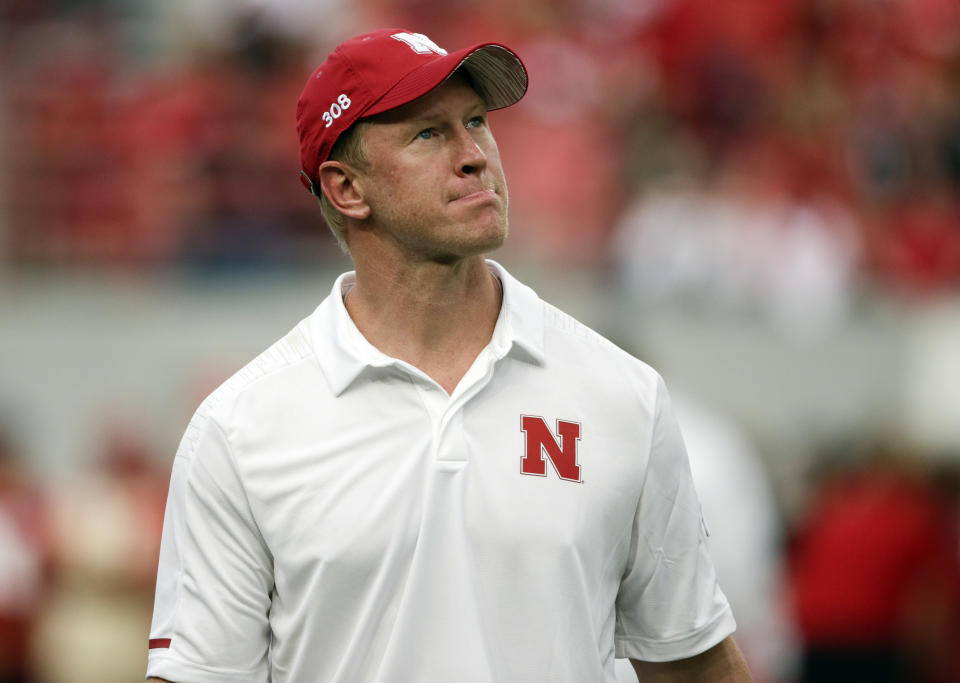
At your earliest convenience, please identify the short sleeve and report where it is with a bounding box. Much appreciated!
[147,408,274,682]
[614,376,736,662]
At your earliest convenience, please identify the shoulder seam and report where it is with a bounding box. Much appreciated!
[541,301,626,356]
[541,299,661,419]
[175,324,313,462]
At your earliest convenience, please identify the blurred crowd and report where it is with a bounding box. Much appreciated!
[2,0,960,295]
[3,0,960,681]
[2,402,960,682]
[0,422,167,683]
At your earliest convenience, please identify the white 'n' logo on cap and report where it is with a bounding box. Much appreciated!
[391,32,447,56]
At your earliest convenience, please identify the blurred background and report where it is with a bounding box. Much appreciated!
[2,0,960,681]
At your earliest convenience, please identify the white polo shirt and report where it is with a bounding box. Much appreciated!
[147,260,735,683]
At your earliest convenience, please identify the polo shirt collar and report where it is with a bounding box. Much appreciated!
[309,259,545,397]
[485,259,545,366]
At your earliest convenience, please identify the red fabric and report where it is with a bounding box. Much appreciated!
[873,201,960,294]
[789,468,960,648]
[295,28,527,189]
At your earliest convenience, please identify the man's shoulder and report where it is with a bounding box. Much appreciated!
[176,321,320,459]
[221,320,319,399]
[535,298,662,404]
[540,300,653,371]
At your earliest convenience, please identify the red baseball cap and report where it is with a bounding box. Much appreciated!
[296,29,528,195]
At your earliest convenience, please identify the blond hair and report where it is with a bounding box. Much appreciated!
[318,121,370,252]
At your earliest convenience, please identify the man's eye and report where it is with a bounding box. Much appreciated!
[416,129,434,140]
[466,116,484,128]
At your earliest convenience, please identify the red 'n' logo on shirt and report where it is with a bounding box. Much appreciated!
[520,416,582,482]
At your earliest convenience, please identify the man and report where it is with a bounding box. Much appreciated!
[146,29,751,683]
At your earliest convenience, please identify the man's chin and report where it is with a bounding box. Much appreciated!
[426,225,508,264]
[468,223,508,257]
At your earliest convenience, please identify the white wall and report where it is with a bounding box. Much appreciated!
[1,265,957,494]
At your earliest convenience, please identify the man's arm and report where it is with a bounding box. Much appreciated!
[145,413,273,680]
[630,636,752,682]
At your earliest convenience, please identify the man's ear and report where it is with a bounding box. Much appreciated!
[317,161,371,220]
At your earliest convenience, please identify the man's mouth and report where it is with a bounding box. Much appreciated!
[453,188,497,203]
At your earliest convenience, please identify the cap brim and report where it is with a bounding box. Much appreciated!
[364,43,527,118]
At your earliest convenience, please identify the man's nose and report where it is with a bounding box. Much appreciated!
[455,131,487,176]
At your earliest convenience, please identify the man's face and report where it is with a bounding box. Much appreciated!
[353,74,509,262]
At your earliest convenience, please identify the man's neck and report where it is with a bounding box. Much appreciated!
[344,254,502,395]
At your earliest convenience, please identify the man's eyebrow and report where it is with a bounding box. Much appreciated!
[402,98,488,124]
[415,106,479,124]
[403,110,443,126]
[368,95,487,133]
